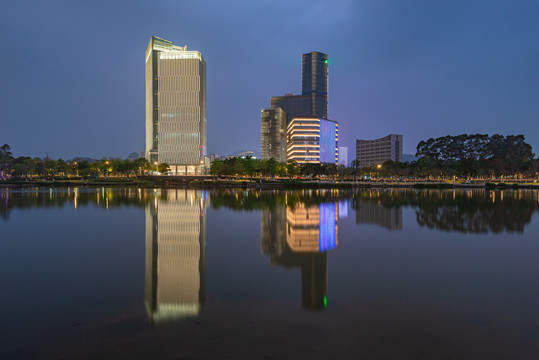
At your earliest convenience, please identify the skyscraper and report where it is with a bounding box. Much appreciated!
[262,51,331,163]
[261,107,287,162]
[145,36,207,175]
[302,51,328,119]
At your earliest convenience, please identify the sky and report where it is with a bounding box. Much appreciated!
[1,0,538,160]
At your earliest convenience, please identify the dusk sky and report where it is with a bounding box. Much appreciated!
[1,0,538,160]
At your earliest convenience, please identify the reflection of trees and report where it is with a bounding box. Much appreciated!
[3,187,538,234]
[0,188,154,220]
[210,189,348,212]
[352,189,539,233]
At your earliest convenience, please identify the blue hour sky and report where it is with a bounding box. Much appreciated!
[1,0,538,159]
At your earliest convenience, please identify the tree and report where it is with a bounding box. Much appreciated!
[210,159,225,176]
[0,144,14,178]
[287,160,299,179]
[158,163,170,174]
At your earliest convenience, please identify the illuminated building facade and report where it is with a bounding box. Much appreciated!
[355,134,403,168]
[287,117,338,164]
[145,189,207,325]
[145,36,207,175]
[262,51,330,162]
[261,107,287,162]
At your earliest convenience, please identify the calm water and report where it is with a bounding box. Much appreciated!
[1,187,539,359]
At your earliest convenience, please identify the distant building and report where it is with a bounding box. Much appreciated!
[145,36,207,175]
[234,150,259,159]
[338,146,348,166]
[209,154,219,163]
[356,134,403,168]
[261,107,287,162]
[287,117,338,164]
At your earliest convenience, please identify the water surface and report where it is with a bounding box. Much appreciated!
[1,188,539,359]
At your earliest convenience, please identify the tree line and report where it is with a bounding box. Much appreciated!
[0,144,170,179]
[2,133,538,181]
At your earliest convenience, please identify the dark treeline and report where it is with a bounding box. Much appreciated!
[210,157,351,178]
[0,144,170,179]
[406,134,536,178]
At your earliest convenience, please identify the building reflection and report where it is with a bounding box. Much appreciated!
[145,189,207,326]
[261,202,338,310]
[355,199,402,230]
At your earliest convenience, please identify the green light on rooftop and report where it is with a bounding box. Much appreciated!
[323,295,327,307]
[324,59,328,64]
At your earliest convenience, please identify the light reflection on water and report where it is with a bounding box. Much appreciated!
[1,187,539,359]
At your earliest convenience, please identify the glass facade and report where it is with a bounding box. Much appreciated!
[145,36,207,175]
[261,107,287,162]
[287,117,338,164]
[270,94,311,123]
[302,52,328,119]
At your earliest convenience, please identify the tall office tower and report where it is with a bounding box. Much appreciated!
[302,51,328,119]
[287,117,338,164]
[145,189,207,325]
[355,134,403,168]
[145,36,207,175]
[261,107,287,162]
[269,51,329,123]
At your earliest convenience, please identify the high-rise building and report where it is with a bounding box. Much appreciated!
[145,36,207,175]
[287,117,338,164]
[145,189,207,325]
[261,107,287,162]
[356,134,403,168]
[302,51,328,119]
[262,51,330,162]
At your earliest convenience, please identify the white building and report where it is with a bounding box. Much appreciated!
[145,36,207,175]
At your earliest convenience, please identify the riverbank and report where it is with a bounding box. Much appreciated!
[2,177,539,190]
